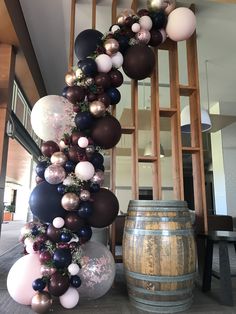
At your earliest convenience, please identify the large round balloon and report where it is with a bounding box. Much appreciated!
[29,181,67,223]
[166,7,196,41]
[91,115,121,149]
[87,188,119,228]
[74,29,103,61]
[79,241,115,300]
[31,95,75,143]
[122,44,155,80]
[7,253,42,305]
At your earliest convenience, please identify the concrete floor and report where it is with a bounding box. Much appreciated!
[0,221,236,314]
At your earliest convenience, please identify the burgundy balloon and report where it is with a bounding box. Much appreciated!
[137,8,149,16]
[87,188,119,228]
[149,29,163,47]
[46,224,62,242]
[39,251,52,263]
[35,176,44,185]
[91,115,122,149]
[41,141,60,157]
[68,146,86,163]
[95,73,111,90]
[71,131,85,145]
[122,44,155,80]
[48,272,70,297]
[97,93,111,108]
[87,92,97,102]
[66,86,86,104]
[109,69,124,87]
[64,212,86,232]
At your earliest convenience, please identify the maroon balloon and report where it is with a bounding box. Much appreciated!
[91,115,122,149]
[87,188,119,228]
[137,8,149,16]
[73,105,81,113]
[57,242,69,249]
[109,69,124,88]
[48,272,70,297]
[66,86,86,104]
[122,44,155,80]
[64,212,86,232]
[35,176,44,185]
[39,251,52,263]
[68,146,86,163]
[149,29,163,47]
[46,224,62,242]
[95,73,111,90]
[41,141,60,157]
[36,234,48,243]
[87,92,97,102]
[97,93,111,108]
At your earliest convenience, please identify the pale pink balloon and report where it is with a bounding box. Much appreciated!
[136,29,151,44]
[44,164,66,185]
[95,54,112,73]
[139,15,153,31]
[131,22,141,33]
[166,7,196,42]
[78,137,89,148]
[75,161,95,181]
[7,253,42,305]
[53,217,65,228]
[59,287,79,309]
[110,52,123,69]
[68,263,80,276]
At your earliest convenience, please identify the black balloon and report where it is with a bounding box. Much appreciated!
[87,188,119,228]
[150,11,167,30]
[109,69,124,88]
[78,58,98,77]
[29,182,67,223]
[122,44,155,80]
[149,29,163,47]
[74,29,103,61]
[91,115,122,149]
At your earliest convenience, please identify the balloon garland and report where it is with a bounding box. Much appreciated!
[7,1,196,313]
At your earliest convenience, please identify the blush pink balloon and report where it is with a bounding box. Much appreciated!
[75,161,95,181]
[166,7,196,42]
[44,164,66,185]
[7,253,42,305]
[78,137,89,148]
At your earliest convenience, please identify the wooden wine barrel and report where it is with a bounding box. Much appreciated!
[123,200,196,313]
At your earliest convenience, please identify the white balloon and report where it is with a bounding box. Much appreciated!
[139,15,153,31]
[78,137,89,148]
[131,22,141,33]
[31,95,75,143]
[95,54,112,73]
[166,7,196,41]
[7,254,42,305]
[111,25,120,33]
[110,52,123,69]
[53,217,65,228]
[59,287,79,309]
[75,161,95,181]
[68,263,80,276]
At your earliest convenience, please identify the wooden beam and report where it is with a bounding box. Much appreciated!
[69,0,76,71]
[92,0,96,29]
[112,0,117,24]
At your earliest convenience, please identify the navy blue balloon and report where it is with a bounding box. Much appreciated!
[78,201,93,218]
[35,161,48,179]
[29,182,67,223]
[116,35,129,54]
[57,184,66,195]
[97,164,105,172]
[78,58,98,77]
[150,11,167,30]
[64,160,76,173]
[90,152,104,169]
[53,248,72,268]
[60,232,72,242]
[31,225,39,236]
[62,86,69,98]
[74,29,103,61]
[32,278,46,291]
[70,275,82,288]
[77,226,92,243]
[75,111,94,130]
[90,183,100,193]
[106,87,121,105]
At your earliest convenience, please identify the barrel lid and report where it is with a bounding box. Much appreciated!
[128,200,188,208]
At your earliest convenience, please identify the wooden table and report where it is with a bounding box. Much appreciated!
[201,231,236,306]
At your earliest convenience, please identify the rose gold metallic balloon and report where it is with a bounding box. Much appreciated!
[61,192,80,211]
[31,291,52,314]
[136,29,151,44]
[147,0,176,14]
[50,151,68,166]
[104,38,119,56]
[44,165,66,185]
[90,170,104,186]
[40,265,57,277]
[117,8,134,25]
[65,70,76,86]
[89,101,106,118]
[79,189,91,201]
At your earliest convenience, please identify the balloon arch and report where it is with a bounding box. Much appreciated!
[7,2,196,312]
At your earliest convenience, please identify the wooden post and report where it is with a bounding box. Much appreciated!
[0,44,15,231]
[68,0,76,71]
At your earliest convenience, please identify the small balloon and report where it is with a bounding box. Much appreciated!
[78,57,98,77]
[136,29,151,44]
[78,136,89,148]
[41,141,60,157]
[51,152,67,166]
[79,189,91,201]
[104,38,119,56]
[61,193,80,211]
[109,69,123,88]
[65,70,76,86]
[95,54,112,73]
[48,272,70,297]
[110,52,123,69]
[53,217,65,229]
[31,291,52,314]
[75,161,95,181]
[44,164,66,185]
[68,263,80,276]
[89,101,106,117]
[90,170,104,186]
[139,15,153,31]
[53,249,72,269]
[131,22,141,33]
[59,287,79,309]
[64,212,86,232]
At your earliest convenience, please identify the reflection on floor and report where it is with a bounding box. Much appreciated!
[0,221,236,314]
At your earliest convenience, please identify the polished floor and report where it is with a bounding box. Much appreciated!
[0,221,236,314]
